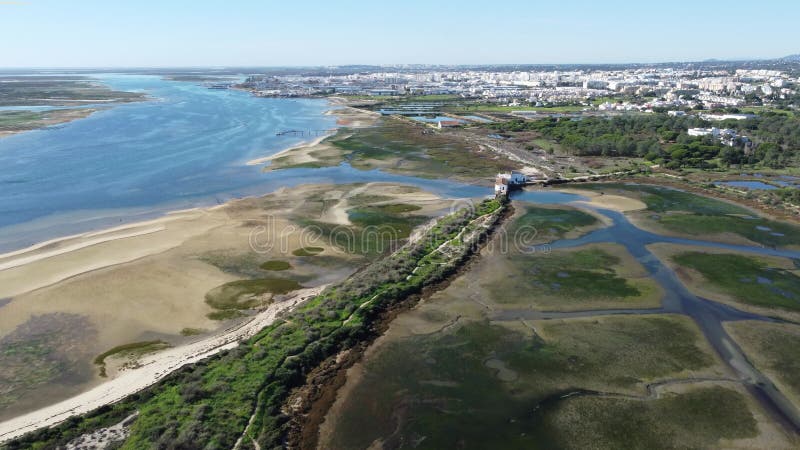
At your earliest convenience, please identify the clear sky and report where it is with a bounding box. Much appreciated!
[2,0,799,67]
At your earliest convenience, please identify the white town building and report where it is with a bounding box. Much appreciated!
[495,171,526,194]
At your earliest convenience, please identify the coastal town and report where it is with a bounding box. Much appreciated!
[239,63,800,114]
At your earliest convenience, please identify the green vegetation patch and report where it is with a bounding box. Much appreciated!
[291,246,325,257]
[0,313,95,411]
[369,203,422,214]
[270,161,325,169]
[547,386,757,449]
[259,260,291,271]
[0,76,144,106]
[0,110,49,131]
[511,205,598,243]
[0,108,96,134]
[206,310,246,321]
[521,316,713,382]
[205,278,302,312]
[449,104,586,113]
[200,251,267,278]
[348,205,424,238]
[344,193,394,206]
[672,252,800,312]
[580,184,800,247]
[326,120,517,180]
[94,341,171,377]
[726,322,800,403]
[579,183,747,215]
[487,245,657,310]
[179,328,207,337]
[325,316,718,450]
[296,203,427,258]
[659,214,800,247]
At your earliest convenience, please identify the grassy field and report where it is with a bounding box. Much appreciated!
[0,77,144,107]
[390,94,463,102]
[295,202,428,258]
[323,315,743,450]
[510,204,599,243]
[726,321,800,406]
[671,252,800,313]
[265,118,520,181]
[204,278,302,318]
[446,104,587,113]
[547,386,757,450]
[0,109,96,135]
[660,214,800,247]
[200,251,279,278]
[0,111,48,129]
[528,137,563,153]
[484,244,661,311]
[324,119,518,180]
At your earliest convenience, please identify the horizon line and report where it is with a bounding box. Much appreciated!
[0,53,798,71]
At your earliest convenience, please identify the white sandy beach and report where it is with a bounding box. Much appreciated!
[560,187,648,212]
[246,134,330,166]
[0,208,227,299]
[245,106,379,167]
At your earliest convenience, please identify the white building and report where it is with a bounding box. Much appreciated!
[688,127,720,137]
[688,127,747,146]
[700,113,755,121]
[494,171,527,195]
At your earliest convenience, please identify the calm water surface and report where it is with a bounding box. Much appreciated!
[0,75,526,252]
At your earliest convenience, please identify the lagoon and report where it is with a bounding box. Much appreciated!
[0,74,558,253]
[0,75,342,251]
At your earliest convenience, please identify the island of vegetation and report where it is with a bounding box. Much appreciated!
[0,76,145,138]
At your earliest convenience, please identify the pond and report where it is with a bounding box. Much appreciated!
[716,181,779,190]
[409,116,464,124]
[459,115,493,123]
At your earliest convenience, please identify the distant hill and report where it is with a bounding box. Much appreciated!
[780,54,800,62]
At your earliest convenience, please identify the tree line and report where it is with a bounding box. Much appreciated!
[489,112,800,169]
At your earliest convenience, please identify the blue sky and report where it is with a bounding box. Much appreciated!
[2,0,799,67]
